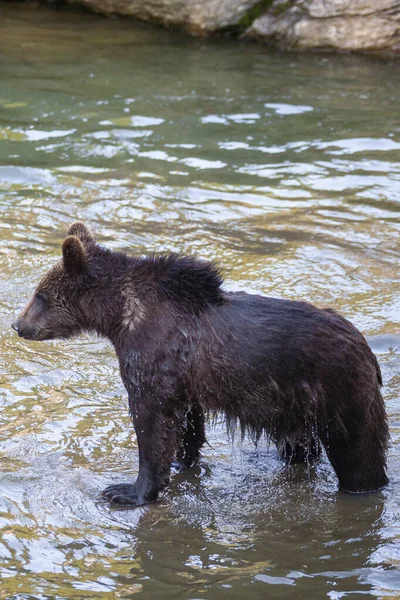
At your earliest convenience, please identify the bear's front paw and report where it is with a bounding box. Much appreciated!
[102,483,151,506]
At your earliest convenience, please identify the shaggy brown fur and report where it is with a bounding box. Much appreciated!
[12,222,389,505]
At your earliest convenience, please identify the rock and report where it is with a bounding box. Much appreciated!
[245,0,400,52]
[70,0,262,33]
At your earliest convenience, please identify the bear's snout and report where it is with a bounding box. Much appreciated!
[11,318,38,340]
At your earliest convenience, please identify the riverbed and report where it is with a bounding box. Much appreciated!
[0,4,399,598]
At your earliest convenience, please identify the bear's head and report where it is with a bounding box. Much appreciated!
[12,222,96,341]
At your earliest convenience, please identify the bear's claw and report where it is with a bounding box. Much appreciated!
[102,483,144,506]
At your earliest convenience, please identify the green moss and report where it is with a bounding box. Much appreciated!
[271,1,293,16]
[238,0,275,29]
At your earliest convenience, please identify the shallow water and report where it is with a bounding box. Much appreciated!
[0,4,399,598]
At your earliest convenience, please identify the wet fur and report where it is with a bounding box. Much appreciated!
[13,223,390,505]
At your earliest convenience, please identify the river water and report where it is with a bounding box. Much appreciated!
[0,4,399,599]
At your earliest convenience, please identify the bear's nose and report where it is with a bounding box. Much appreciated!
[11,321,19,332]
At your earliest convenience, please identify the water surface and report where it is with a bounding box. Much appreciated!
[0,4,399,599]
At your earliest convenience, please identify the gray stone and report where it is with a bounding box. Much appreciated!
[246,0,400,52]
[70,0,261,33]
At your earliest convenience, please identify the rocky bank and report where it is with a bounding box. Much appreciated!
[42,0,400,52]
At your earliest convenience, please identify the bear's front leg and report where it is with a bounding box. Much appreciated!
[102,403,184,506]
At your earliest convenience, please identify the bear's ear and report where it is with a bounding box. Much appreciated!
[67,221,94,245]
[62,235,87,275]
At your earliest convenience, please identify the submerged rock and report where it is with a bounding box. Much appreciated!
[245,0,400,53]
[70,0,261,33]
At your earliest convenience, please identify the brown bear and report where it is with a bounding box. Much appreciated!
[12,222,389,505]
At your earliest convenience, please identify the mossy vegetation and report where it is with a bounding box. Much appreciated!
[238,0,275,28]
[271,1,293,16]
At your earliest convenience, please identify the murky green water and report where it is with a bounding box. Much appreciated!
[0,4,399,598]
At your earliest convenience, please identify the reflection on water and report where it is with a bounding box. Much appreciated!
[0,4,399,599]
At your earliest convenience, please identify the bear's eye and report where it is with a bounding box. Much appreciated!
[36,292,47,305]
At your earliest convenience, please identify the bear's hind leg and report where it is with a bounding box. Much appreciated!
[321,385,389,493]
[176,402,206,469]
[323,436,389,493]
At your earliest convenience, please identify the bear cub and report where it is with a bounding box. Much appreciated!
[12,222,389,505]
